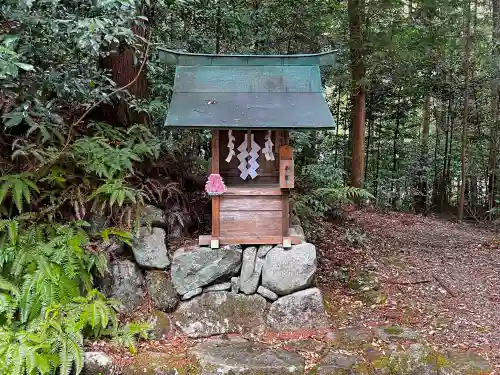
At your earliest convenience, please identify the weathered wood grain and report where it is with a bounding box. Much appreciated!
[279,159,294,188]
[224,186,282,196]
[220,210,282,238]
[221,196,282,211]
[282,193,289,237]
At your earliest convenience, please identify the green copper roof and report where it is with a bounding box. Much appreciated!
[159,48,336,129]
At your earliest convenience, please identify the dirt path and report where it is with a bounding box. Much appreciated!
[315,209,500,369]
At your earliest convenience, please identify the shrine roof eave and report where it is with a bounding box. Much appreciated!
[164,92,335,130]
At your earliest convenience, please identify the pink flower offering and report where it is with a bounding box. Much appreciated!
[205,174,227,196]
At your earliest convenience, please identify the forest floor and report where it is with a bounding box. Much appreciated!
[315,207,500,369]
[88,208,500,373]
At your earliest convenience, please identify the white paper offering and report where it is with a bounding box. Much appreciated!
[248,134,261,179]
[225,129,236,163]
[262,130,275,161]
[237,134,250,180]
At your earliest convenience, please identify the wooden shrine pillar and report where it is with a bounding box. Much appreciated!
[211,129,220,248]
[279,131,293,248]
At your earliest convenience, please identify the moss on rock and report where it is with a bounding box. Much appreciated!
[374,324,420,342]
[122,352,200,375]
[147,310,172,340]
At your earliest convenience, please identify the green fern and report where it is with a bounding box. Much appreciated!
[72,124,162,180]
[111,321,151,354]
[315,186,375,204]
[100,227,133,246]
[0,219,148,375]
[294,186,374,224]
[88,178,146,214]
[0,173,39,213]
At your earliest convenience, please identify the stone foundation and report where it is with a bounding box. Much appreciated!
[98,205,327,338]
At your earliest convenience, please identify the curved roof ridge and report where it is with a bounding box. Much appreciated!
[158,47,337,58]
[158,47,337,67]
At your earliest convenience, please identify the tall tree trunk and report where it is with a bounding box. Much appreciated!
[348,0,366,188]
[415,94,431,213]
[364,92,373,182]
[334,85,343,166]
[458,0,472,221]
[432,101,442,210]
[488,0,500,219]
[101,12,148,125]
[447,101,455,207]
[344,98,351,185]
[374,119,381,199]
[440,127,449,211]
[392,110,400,209]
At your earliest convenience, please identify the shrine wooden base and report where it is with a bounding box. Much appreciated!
[198,235,301,248]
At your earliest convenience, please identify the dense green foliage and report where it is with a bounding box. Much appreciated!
[0,218,149,375]
[0,1,168,373]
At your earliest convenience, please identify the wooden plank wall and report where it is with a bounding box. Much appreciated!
[208,130,292,246]
[219,192,283,244]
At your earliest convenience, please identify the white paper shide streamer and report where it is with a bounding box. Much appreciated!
[237,133,249,180]
[225,130,236,163]
[262,130,275,161]
[248,134,261,179]
[235,132,261,180]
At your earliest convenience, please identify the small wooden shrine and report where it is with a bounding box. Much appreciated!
[159,48,336,248]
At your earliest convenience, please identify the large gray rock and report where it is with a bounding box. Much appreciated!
[314,351,359,375]
[204,282,231,292]
[174,291,267,338]
[182,287,203,300]
[374,324,420,342]
[371,344,436,375]
[139,204,165,225]
[132,227,170,269]
[147,310,172,340]
[257,286,278,301]
[257,245,273,258]
[109,260,144,312]
[240,252,263,294]
[266,288,329,331]
[145,270,179,312]
[239,246,257,294]
[171,247,242,295]
[192,339,304,375]
[123,352,190,375]
[261,243,316,295]
[83,352,116,375]
[371,344,491,375]
[325,327,375,347]
[290,225,306,243]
